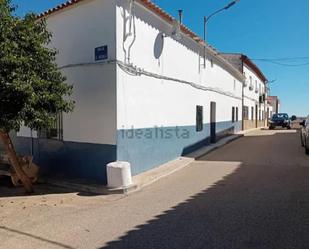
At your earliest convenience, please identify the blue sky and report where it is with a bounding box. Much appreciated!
[13,0,309,116]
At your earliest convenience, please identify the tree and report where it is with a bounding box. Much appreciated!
[0,0,74,193]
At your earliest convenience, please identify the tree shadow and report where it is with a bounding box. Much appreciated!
[0,176,109,197]
[0,176,75,197]
[102,131,309,249]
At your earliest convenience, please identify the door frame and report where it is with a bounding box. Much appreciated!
[210,102,216,143]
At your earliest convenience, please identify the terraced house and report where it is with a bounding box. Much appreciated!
[13,0,252,184]
[221,53,268,130]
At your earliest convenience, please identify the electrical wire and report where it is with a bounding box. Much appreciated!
[251,56,309,67]
[252,60,309,67]
[117,60,242,100]
[251,56,309,61]
[58,60,242,100]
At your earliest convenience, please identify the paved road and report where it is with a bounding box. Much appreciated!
[1,129,309,249]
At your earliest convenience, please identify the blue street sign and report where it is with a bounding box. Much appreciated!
[95,46,108,61]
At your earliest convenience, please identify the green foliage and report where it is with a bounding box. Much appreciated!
[0,0,74,132]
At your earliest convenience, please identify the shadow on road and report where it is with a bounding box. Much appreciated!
[0,176,103,198]
[0,177,76,198]
[102,130,309,249]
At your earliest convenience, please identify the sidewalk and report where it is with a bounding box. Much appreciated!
[46,129,260,195]
[131,127,264,189]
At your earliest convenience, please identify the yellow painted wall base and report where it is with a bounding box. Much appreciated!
[243,120,266,130]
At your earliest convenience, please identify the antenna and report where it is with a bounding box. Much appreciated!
[178,9,183,24]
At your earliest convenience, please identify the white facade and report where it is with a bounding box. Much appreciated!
[115,0,243,129]
[221,53,268,129]
[15,0,245,182]
[243,64,266,122]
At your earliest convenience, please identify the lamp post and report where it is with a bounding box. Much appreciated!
[203,0,240,67]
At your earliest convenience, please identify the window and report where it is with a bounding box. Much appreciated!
[196,106,203,132]
[255,80,258,90]
[249,76,253,90]
[236,107,239,122]
[259,110,261,121]
[243,106,249,120]
[210,59,214,68]
[243,72,247,86]
[251,106,254,120]
[39,112,63,140]
[232,107,235,123]
[233,79,236,91]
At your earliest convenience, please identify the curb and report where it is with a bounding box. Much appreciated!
[186,134,244,159]
[43,133,245,196]
[45,179,138,195]
[196,134,243,159]
[132,157,195,190]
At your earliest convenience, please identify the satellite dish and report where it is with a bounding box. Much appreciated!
[171,19,182,41]
[154,32,164,59]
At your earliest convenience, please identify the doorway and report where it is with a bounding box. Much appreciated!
[255,104,258,128]
[210,102,216,143]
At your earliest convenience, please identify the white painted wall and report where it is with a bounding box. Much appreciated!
[18,0,117,145]
[268,105,274,118]
[18,0,244,145]
[243,65,266,120]
[46,0,117,67]
[61,65,117,145]
[115,0,243,130]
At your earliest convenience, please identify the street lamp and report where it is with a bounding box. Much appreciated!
[203,0,240,67]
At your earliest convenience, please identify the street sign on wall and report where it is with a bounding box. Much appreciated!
[95,46,108,61]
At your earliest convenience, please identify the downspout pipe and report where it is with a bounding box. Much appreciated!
[241,58,244,131]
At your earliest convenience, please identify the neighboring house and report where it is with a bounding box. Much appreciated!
[221,54,268,130]
[13,0,245,184]
[267,96,281,115]
[267,105,274,119]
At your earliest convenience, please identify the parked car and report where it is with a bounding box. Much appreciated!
[291,115,297,121]
[269,113,291,130]
[300,117,309,155]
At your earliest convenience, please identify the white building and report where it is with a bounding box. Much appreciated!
[14,0,245,184]
[221,54,268,130]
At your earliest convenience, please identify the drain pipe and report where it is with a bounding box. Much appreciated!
[127,0,136,64]
[241,59,245,131]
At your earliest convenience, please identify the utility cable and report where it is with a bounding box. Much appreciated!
[252,60,309,67]
[251,56,309,67]
[58,60,242,100]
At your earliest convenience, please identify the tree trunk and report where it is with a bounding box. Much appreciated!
[0,130,33,193]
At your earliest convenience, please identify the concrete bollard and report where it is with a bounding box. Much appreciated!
[107,161,132,189]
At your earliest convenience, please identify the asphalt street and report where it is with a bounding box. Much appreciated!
[0,129,309,249]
